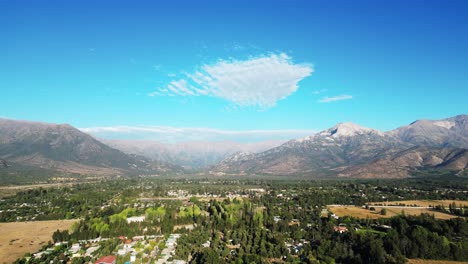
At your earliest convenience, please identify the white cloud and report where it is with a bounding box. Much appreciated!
[319,95,353,103]
[80,125,315,143]
[148,91,162,97]
[168,79,195,96]
[149,53,313,109]
[312,89,327,95]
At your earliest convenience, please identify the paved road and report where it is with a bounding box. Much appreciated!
[370,205,430,209]
[328,204,430,209]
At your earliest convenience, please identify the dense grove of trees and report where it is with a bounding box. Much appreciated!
[433,202,468,217]
[173,195,468,264]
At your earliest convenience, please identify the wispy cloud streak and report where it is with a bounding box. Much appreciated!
[319,95,353,103]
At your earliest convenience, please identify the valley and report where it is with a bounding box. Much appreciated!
[1,178,467,264]
[0,116,467,263]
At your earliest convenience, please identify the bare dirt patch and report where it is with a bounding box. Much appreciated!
[0,219,77,264]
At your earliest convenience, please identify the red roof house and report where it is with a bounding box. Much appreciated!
[334,226,348,234]
[95,255,116,264]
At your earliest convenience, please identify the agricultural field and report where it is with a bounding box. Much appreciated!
[0,219,77,264]
[368,200,468,208]
[328,205,458,220]
[328,206,387,219]
[0,188,17,199]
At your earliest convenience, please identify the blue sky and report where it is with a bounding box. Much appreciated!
[2,0,467,142]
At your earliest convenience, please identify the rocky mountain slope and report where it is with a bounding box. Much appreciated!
[213,115,468,178]
[389,114,468,148]
[0,118,178,176]
[213,122,407,176]
[338,146,468,178]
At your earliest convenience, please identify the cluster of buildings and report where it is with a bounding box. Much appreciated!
[31,240,101,261]
[285,240,309,254]
[156,234,186,264]
[28,234,176,264]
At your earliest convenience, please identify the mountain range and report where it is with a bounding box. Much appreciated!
[0,118,179,176]
[0,115,466,179]
[212,115,468,178]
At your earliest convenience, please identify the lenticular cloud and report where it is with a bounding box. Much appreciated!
[150,53,313,109]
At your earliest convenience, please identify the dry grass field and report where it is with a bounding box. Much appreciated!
[0,188,18,198]
[328,206,385,219]
[328,206,458,220]
[0,219,77,264]
[407,259,468,264]
[368,200,468,208]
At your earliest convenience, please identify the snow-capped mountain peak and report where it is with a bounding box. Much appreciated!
[433,120,455,129]
[322,122,382,138]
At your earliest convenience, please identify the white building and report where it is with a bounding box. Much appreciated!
[127,216,146,223]
[70,243,81,254]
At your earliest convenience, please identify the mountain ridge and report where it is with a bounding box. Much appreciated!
[0,115,466,179]
[212,115,468,178]
[388,114,468,148]
[0,118,179,176]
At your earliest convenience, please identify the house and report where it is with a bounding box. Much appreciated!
[124,239,133,248]
[273,216,281,223]
[334,226,348,233]
[85,246,100,257]
[95,255,116,264]
[117,239,135,255]
[202,240,211,248]
[294,243,304,254]
[33,251,49,259]
[248,188,265,193]
[288,219,300,226]
[70,243,81,254]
